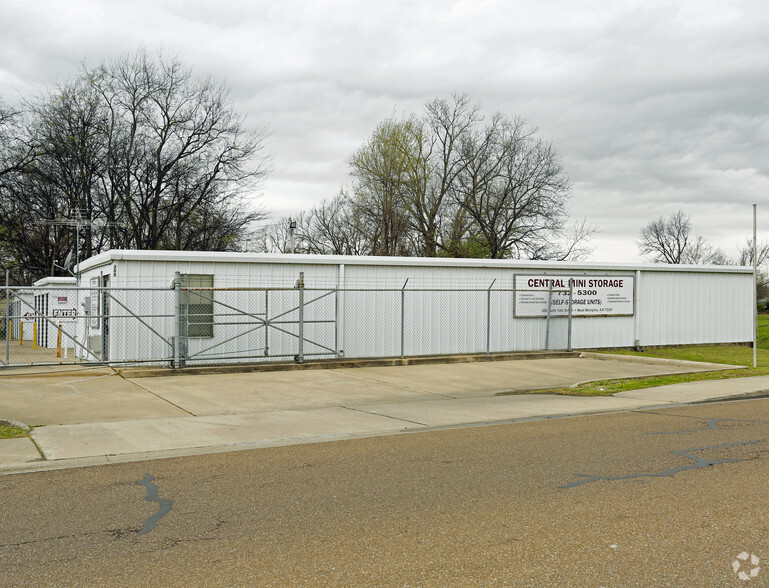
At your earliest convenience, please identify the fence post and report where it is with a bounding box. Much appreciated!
[264,289,269,356]
[566,278,574,351]
[545,282,553,350]
[4,269,9,365]
[486,279,496,355]
[634,270,642,351]
[173,271,181,369]
[401,278,409,358]
[337,263,345,358]
[297,271,304,363]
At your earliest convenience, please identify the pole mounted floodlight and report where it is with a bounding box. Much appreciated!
[288,218,297,255]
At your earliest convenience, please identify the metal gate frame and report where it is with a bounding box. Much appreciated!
[173,271,339,368]
[2,270,574,369]
[2,280,177,367]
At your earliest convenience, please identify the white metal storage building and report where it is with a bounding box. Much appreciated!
[31,277,78,349]
[64,249,754,367]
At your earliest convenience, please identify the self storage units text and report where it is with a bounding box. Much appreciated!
[58,249,755,367]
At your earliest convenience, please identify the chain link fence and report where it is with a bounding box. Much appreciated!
[2,272,574,368]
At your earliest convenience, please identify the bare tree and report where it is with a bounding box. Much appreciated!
[408,94,481,256]
[527,219,596,261]
[638,211,727,265]
[0,49,270,283]
[684,235,729,265]
[454,116,583,259]
[251,220,292,254]
[0,99,40,183]
[638,210,692,263]
[282,93,593,261]
[298,192,373,255]
[89,50,269,251]
[0,99,50,281]
[737,239,769,267]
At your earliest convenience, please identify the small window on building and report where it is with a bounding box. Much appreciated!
[181,274,214,338]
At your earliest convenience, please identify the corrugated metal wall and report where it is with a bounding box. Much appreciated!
[637,270,753,346]
[73,252,754,365]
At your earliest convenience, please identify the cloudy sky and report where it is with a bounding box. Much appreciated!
[1,0,767,262]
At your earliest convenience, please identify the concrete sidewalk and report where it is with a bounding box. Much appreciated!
[1,353,764,474]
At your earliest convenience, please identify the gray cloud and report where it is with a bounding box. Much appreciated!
[1,0,767,261]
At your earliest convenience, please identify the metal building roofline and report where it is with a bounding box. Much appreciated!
[74,249,754,275]
[33,276,78,287]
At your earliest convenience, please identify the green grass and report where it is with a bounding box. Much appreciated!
[534,314,769,397]
[597,345,769,368]
[542,368,766,397]
[758,314,769,349]
[0,424,28,439]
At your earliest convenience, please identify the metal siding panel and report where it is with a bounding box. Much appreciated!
[638,270,752,346]
[67,254,756,363]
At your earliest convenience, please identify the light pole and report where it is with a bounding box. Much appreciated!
[754,204,758,369]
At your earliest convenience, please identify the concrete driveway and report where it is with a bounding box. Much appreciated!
[0,353,757,472]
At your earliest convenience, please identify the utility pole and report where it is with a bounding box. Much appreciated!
[45,209,119,277]
[754,204,758,369]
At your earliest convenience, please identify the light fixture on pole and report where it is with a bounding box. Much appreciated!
[289,218,297,255]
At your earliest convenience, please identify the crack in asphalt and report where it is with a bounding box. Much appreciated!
[637,411,769,435]
[0,534,82,549]
[139,514,228,552]
[647,418,726,434]
[1,514,226,553]
[0,526,140,549]
[560,440,764,489]
[108,527,141,540]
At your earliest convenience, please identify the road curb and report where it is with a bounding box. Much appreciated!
[0,418,31,431]
[684,389,769,404]
[0,367,117,379]
[579,351,746,371]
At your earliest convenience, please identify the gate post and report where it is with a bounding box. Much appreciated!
[566,278,574,351]
[4,270,9,366]
[173,271,181,369]
[545,282,553,350]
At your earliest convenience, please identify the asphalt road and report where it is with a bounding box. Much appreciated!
[3,398,769,586]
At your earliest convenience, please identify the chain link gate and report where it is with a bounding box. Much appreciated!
[173,271,340,368]
[2,270,574,369]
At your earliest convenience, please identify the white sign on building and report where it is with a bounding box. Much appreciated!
[514,274,635,317]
